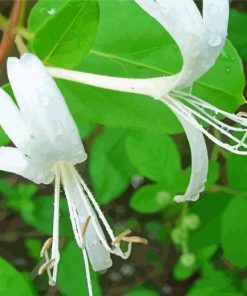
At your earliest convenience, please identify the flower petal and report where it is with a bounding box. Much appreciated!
[135,0,203,90]
[0,146,54,184]
[0,88,30,149]
[7,54,86,165]
[199,0,229,71]
[135,0,229,91]
[0,147,28,176]
[173,115,208,202]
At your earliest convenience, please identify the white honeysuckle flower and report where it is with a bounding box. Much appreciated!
[0,53,147,296]
[48,0,247,202]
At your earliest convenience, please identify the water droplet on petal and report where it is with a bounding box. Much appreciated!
[208,34,222,47]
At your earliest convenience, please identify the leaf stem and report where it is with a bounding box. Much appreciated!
[12,26,33,40]
[0,0,26,65]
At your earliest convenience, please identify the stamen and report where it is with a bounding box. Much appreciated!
[122,236,148,245]
[112,229,132,245]
[40,238,53,257]
[162,93,247,155]
[81,216,91,237]
[237,112,247,118]
[38,259,55,275]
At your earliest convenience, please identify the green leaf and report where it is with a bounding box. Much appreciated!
[173,245,217,281]
[77,122,95,140]
[221,196,247,269]
[57,241,102,296]
[0,182,72,237]
[28,0,65,32]
[189,192,231,250]
[23,195,72,237]
[89,128,135,205]
[226,154,247,191]
[29,0,99,68]
[130,184,173,214]
[145,221,167,242]
[123,287,159,296]
[0,128,10,146]
[56,0,245,133]
[229,9,247,61]
[0,257,34,296]
[186,263,244,296]
[25,238,42,261]
[126,130,180,184]
[58,80,181,134]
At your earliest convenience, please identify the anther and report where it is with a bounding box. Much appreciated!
[123,236,148,245]
[38,259,55,275]
[40,238,53,257]
[237,112,247,118]
[81,216,91,237]
[112,229,132,245]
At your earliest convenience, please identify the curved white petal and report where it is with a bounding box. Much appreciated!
[7,54,86,165]
[135,0,203,90]
[135,0,229,92]
[172,115,208,202]
[198,0,229,72]
[0,88,30,149]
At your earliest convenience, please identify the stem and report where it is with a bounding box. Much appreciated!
[0,0,26,65]
[15,35,28,55]
[210,184,247,196]
[12,26,33,40]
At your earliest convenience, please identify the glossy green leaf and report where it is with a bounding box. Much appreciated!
[126,130,180,184]
[229,9,247,61]
[189,192,231,250]
[28,0,65,32]
[29,0,99,68]
[0,257,34,296]
[57,241,102,296]
[226,154,247,191]
[221,196,247,269]
[89,128,135,205]
[130,184,173,214]
[187,263,244,296]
